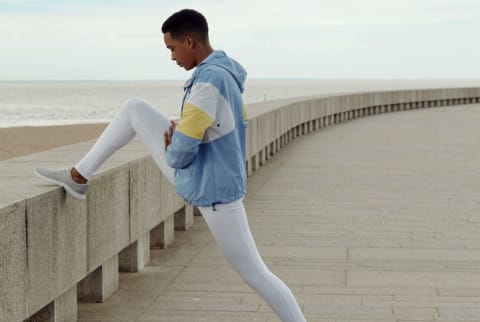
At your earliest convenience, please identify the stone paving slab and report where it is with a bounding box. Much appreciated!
[78,104,480,321]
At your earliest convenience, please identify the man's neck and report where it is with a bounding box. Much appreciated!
[195,43,214,66]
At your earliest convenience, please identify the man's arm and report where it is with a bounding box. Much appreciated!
[164,83,217,168]
[164,120,177,151]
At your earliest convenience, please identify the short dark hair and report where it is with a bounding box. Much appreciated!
[162,9,209,41]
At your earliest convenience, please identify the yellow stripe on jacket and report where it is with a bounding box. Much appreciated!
[176,102,214,140]
[243,105,248,121]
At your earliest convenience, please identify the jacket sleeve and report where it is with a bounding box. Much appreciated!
[166,82,217,169]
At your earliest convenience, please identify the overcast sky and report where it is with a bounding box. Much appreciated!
[1,0,479,80]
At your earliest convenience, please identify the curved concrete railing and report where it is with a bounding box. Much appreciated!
[1,87,479,322]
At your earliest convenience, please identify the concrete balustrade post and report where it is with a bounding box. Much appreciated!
[119,231,150,272]
[77,255,119,303]
[53,286,77,322]
[259,148,265,166]
[150,215,174,248]
[175,204,194,231]
[24,286,77,322]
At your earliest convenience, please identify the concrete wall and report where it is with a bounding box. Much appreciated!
[1,87,479,322]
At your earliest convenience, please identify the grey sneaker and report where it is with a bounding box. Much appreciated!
[34,167,88,200]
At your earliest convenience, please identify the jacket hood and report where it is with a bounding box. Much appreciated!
[196,50,247,93]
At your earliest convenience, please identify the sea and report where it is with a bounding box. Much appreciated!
[1,79,480,128]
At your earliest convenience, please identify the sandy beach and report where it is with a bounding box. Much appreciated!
[0,123,107,161]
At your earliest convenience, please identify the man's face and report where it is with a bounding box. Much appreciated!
[164,32,196,71]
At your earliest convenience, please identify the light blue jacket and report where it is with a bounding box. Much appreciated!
[166,50,248,207]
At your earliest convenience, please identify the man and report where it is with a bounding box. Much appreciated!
[35,9,306,321]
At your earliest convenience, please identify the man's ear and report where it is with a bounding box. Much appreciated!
[185,35,195,49]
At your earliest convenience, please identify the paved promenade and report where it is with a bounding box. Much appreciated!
[78,104,480,322]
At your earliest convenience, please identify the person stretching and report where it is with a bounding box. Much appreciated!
[34,9,307,322]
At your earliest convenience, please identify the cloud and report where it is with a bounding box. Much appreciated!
[0,0,479,80]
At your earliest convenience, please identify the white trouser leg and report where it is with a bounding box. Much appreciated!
[75,97,174,183]
[199,200,306,322]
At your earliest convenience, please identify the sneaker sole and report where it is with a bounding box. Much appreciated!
[34,169,86,201]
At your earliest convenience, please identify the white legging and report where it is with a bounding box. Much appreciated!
[76,98,306,322]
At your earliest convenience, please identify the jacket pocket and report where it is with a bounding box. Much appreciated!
[176,165,194,178]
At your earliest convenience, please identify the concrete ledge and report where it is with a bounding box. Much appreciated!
[1,87,480,321]
[0,201,27,322]
[86,165,130,272]
[26,190,87,317]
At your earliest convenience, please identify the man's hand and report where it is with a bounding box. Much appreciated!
[164,120,177,151]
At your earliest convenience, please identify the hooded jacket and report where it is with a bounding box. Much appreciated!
[166,50,248,207]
